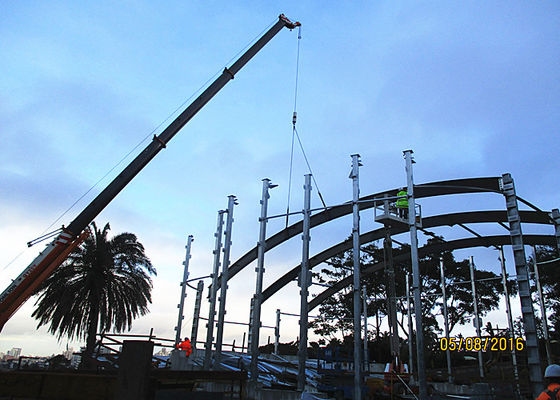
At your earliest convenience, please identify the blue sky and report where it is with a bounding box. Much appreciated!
[1,2,558,356]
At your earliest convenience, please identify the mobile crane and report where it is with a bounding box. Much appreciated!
[0,14,300,332]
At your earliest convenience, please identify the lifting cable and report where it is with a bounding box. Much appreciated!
[285,26,327,228]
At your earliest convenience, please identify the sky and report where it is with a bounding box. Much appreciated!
[1,1,559,357]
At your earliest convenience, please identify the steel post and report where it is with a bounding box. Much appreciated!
[533,246,552,365]
[469,256,484,379]
[499,246,521,397]
[383,227,399,359]
[274,309,281,355]
[248,296,255,354]
[204,211,225,369]
[404,149,427,399]
[551,209,560,251]
[374,292,380,338]
[250,179,275,382]
[406,272,414,378]
[362,285,369,372]
[439,258,452,383]
[214,195,237,367]
[350,154,362,400]
[191,280,204,350]
[175,235,194,347]
[297,174,312,392]
[502,173,543,397]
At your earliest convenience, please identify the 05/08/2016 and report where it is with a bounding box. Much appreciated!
[439,336,525,352]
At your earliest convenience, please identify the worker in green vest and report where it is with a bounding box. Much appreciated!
[396,188,408,219]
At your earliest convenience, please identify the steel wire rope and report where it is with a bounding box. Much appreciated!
[294,127,327,208]
[4,18,279,272]
[285,26,327,228]
[285,26,301,228]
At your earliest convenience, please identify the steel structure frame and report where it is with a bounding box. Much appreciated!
[207,176,556,396]
[212,177,505,291]
[262,210,554,304]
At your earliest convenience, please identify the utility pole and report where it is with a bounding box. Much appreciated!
[175,235,194,347]
[214,195,237,367]
[404,149,427,399]
[204,211,224,369]
[350,154,362,400]
[469,256,484,379]
[439,257,452,383]
[532,246,552,365]
[499,246,521,397]
[297,174,312,392]
[250,179,276,382]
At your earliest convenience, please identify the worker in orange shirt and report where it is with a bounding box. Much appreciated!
[176,337,192,357]
[537,364,560,400]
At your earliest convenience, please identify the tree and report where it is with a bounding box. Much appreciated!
[530,245,560,339]
[310,237,510,361]
[310,243,384,344]
[32,222,156,367]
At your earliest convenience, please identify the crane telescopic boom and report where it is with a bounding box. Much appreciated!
[0,14,300,332]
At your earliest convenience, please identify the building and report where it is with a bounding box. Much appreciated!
[63,347,74,360]
[7,348,21,358]
[155,348,168,356]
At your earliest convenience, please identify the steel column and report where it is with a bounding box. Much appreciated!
[404,149,427,399]
[250,179,275,381]
[533,246,552,365]
[191,280,204,350]
[383,227,399,359]
[204,211,225,369]
[350,154,362,400]
[502,173,543,397]
[469,256,484,379]
[439,258,452,383]
[214,195,237,367]
[552,208,560,251]
[175,235,194,347]
[297,174,312,391]
[274,309,281,355]
[362,285,369,372]
[499,246,521,396]
[406,272,414,378]
[374,292,380,338]
[248,296,255,354]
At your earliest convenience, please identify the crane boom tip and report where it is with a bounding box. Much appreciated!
[279,14,301,29]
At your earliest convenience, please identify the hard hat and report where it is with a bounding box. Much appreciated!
[545,364,560,378]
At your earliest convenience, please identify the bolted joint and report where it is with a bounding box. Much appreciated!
[223,67,234,79]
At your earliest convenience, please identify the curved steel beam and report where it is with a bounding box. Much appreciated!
[308,234,556,311]
[261,210,551,303]
[218,177,502,289]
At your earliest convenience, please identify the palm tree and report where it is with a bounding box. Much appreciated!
[32,222,156,367]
